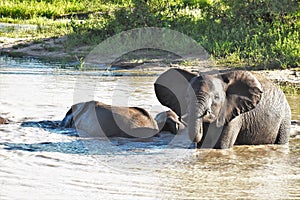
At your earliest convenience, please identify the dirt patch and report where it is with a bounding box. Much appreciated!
[258,69,300,85]
[0,36,91,61]
[0,37,30,49]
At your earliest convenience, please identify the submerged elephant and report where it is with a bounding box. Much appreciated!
[154,68,291,149]
[155,110,186,134]
[61,101,159,138]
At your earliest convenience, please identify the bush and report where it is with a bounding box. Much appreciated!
[2,0,299,68]
[69,0,299,68]
[200,0,299,68]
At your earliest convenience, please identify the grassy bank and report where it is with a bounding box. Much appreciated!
[0,0,299,68]
[279,83,300,95]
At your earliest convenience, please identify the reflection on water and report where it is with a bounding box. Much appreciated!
[0,57,299,199]
[286,95,300,121]
[169,144,300,199]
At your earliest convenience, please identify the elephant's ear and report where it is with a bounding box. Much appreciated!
[154,68,197,117]
[217,71,263,127]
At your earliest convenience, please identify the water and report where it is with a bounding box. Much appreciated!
[0,56,299,199]
[287,95,300,121]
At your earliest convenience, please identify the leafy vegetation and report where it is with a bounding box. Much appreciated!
[279,83,300,95]
[0,0,299,68]
[0,0,119,19]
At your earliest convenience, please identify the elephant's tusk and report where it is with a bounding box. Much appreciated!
[180,113,188,126]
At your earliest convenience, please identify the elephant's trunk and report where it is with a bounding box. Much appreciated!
[188,108,203,143]
[188,109,203,143]
[188,94,209,144]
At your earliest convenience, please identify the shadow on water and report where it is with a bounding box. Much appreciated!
[0,138,176,155]
[0,137,178,155]
[20,120,78,137]
[1,120,179,155]
[1,141,90,155]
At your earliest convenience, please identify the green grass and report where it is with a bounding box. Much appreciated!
[0,17,71,39]
[0,0,121,19]
[279,83,300,95]
[0,0,299,69]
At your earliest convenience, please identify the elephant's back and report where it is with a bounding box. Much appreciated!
[130,107,158,129]
[95,104,158,137]
[253,73,290,113]
[260,79,290,113]
[238,80,291,144]
[62,101,159,137]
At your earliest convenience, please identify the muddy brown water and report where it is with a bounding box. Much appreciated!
[0,57,299,199]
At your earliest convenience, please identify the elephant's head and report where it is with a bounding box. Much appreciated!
[154,69,263,144]
[155,110,186,134]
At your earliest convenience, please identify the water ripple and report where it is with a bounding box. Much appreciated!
[0,57,299,199]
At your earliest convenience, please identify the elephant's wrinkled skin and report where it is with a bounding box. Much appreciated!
[61,101,159,138]
[154,68,291,149]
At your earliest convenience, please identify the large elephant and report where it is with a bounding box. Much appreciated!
[154,68,291,149]
[61,101,159,138]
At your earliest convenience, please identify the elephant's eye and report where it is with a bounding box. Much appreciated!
[214,94,220,100]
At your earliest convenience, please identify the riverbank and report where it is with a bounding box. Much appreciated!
[0,36,80,61]
[0,39,299,138]
[1,36,300,85]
